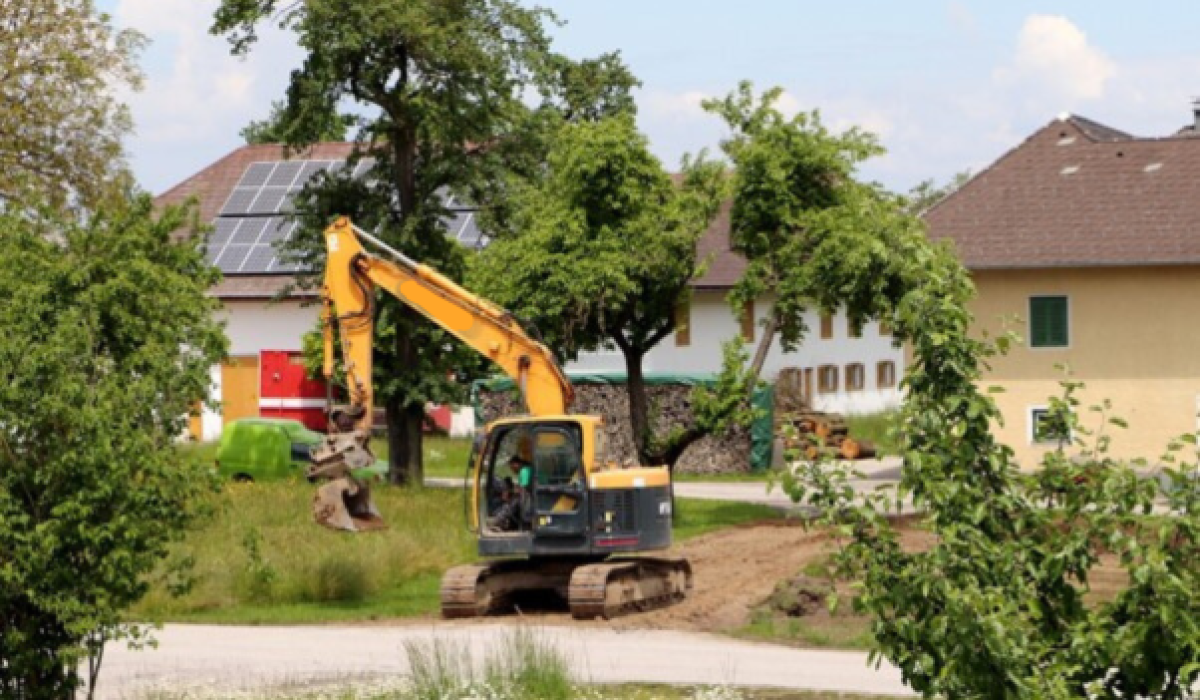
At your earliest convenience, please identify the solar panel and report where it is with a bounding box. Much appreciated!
[214,158,487,276]
[260,218,290,244]
[208,219,239,248]
[239,162,276,188]
[249,187,289,215]
[266,162,304,187]
[220,188,258,216]
[295,161,331,186]
[215,244,252,271]
[241,247,277,273]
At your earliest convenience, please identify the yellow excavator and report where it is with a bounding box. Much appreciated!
[308,217,692,619]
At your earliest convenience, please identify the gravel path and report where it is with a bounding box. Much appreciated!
[99,623,914,698]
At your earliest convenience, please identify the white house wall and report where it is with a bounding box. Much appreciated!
[219,299,321,357]
[568,291,904,414]
[201,298,321,440]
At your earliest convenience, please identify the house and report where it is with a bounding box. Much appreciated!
[157,144,902,440]
[924,111,1200,466]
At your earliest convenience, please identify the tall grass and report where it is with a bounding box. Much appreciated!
[404,629,574,700]
[132,481,475,622]
[371,436,474,480]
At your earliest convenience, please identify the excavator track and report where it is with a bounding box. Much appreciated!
[440,557,692,620]
[440,564,498,619]
[568,557,693,620]
[440,560,577,619]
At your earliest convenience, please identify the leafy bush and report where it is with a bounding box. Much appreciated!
[0,198,226,697]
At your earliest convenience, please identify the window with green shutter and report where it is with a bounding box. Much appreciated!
[1029,296,1069,348]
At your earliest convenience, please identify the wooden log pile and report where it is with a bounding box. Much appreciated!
[477,383,751,474]
[772,366,875,461]
[775,410,876,461]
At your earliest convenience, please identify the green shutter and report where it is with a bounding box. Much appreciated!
[1030,296,1068,348]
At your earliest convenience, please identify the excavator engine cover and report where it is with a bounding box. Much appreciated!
[313,477,386,532]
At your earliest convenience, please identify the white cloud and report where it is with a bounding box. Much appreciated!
[947,1,977,35]
[994,15,1115,103]
[640,89,712,122]
[114,0,302,192]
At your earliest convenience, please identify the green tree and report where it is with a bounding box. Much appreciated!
[211,0,636,484]
[0,197,227,697]
[904,169,972,215]
[702,83,927,385]
[241,99,355,145]
[470,115,723,467]
[0,0,144,211]
[781,237,1200,696]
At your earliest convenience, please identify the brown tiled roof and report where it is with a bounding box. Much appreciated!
[691,201,746,288]
[209,274,317,300]
[156,143,358,300]
[924,115,1200,269]
[156,142,357,223]
[158,142,749,299]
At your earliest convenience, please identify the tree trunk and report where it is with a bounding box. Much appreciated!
[385,397,425,486]
[747,311,780,387]
[385,308,425,486]
[620,344,651,465]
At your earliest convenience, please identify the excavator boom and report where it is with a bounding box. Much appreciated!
[311,217,573,530]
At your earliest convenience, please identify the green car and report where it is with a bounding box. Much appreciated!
[216,418,387,483]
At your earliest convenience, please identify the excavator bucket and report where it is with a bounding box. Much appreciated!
[312,477,386,532]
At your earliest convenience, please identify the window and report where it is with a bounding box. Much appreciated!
[848,318,862,338]
[675,297,691,347]
[820,314,833,339]
[740,300,755,343]
[1030,407,1071,445]
[877,361,896,389]
[846,363,864,392]
[1030,296,1069,348]
[817,365,839,394]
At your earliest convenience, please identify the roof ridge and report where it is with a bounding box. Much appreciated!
[1065,114,1132,142]
[923,117,1067,219]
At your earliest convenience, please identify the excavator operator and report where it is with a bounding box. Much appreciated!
[488,435,534,531]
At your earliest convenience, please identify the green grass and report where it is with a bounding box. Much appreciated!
[844,410,900,455]
[673,470,772,483]
[137,463,782,624]
[673,498,786,541]
[371,435,474,480]
[132,482,475,623]
[737,609,874,651]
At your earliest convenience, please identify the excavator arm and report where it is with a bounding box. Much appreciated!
[309,216,574,531]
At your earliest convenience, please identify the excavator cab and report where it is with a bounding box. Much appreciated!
[477,422,589,544]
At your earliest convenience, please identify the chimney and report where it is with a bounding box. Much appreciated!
[1193,98,1200,130]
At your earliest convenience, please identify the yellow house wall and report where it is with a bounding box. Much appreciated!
[970,267,1200,466]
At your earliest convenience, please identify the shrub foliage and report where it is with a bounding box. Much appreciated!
[0,198,227,697]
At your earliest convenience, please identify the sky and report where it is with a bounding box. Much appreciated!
[103,0,1200,196]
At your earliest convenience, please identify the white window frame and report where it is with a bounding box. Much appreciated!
[1028,405,1072,445]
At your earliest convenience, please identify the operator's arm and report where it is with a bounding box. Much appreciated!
[322,217,574,421]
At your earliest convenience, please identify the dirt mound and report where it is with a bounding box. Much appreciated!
[762,576,833,618]
[610,522,835,632]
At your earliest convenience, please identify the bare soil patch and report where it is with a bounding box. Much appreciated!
[613,521,835,632]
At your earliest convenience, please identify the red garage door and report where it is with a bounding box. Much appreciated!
[259,351,329,431]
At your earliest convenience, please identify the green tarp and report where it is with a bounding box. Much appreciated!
[472,372,774,472]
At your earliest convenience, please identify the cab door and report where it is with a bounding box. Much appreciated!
[530,426,588,539]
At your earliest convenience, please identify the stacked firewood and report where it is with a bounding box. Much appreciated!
[776,410,876,461]
[477,383,751,474]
